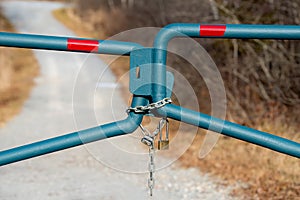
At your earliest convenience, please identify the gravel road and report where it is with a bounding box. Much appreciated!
[0,1,238,199]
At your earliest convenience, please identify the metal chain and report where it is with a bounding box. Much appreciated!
[139,118,167,196]
[126,98,172,114]
[140,118,166,138]
[148,142,155,196]
[152,118,167,137]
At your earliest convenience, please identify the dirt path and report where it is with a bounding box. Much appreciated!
[0,1,238,199]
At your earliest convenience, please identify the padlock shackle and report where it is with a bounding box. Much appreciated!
[165,118,169,140]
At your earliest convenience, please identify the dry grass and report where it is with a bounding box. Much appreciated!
[0,49,12,91]
[54,7,300,199]
[53,8,102,39]
[180,122,300,199]
[0,13,39,126]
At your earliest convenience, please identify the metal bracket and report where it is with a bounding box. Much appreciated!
[129,48,174,98]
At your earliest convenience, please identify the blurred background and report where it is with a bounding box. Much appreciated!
[1,0,299,199]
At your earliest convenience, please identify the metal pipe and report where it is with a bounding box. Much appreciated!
[0,32,143,55]
[152,23,199,101]
[0,96,147,166]
[152,23,300,101]
[224,24,300,39]
[162,104,300,158]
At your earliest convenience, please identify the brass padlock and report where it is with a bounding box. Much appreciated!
[158,140,169,150]
[157,118,169,150]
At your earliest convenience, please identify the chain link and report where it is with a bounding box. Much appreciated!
[126,98,172,114]
[140,118,166,138]
[148,143,155,196]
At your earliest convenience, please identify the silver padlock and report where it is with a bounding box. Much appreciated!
[157,119,169,150]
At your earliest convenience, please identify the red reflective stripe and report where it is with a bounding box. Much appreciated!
[200,25,226,37]
[67,39,99,52]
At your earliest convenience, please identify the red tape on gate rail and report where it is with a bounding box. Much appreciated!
[67,38,99,52]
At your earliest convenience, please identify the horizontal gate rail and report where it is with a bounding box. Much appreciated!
[0,32,143,55]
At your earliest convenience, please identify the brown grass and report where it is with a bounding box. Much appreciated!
[180,123,300,199]
[54,7,300,199]
[0,12,39,126]
[53,8,102,39]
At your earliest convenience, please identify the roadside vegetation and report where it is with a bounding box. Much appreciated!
[0,9,39,126]
[54,0,300,198]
